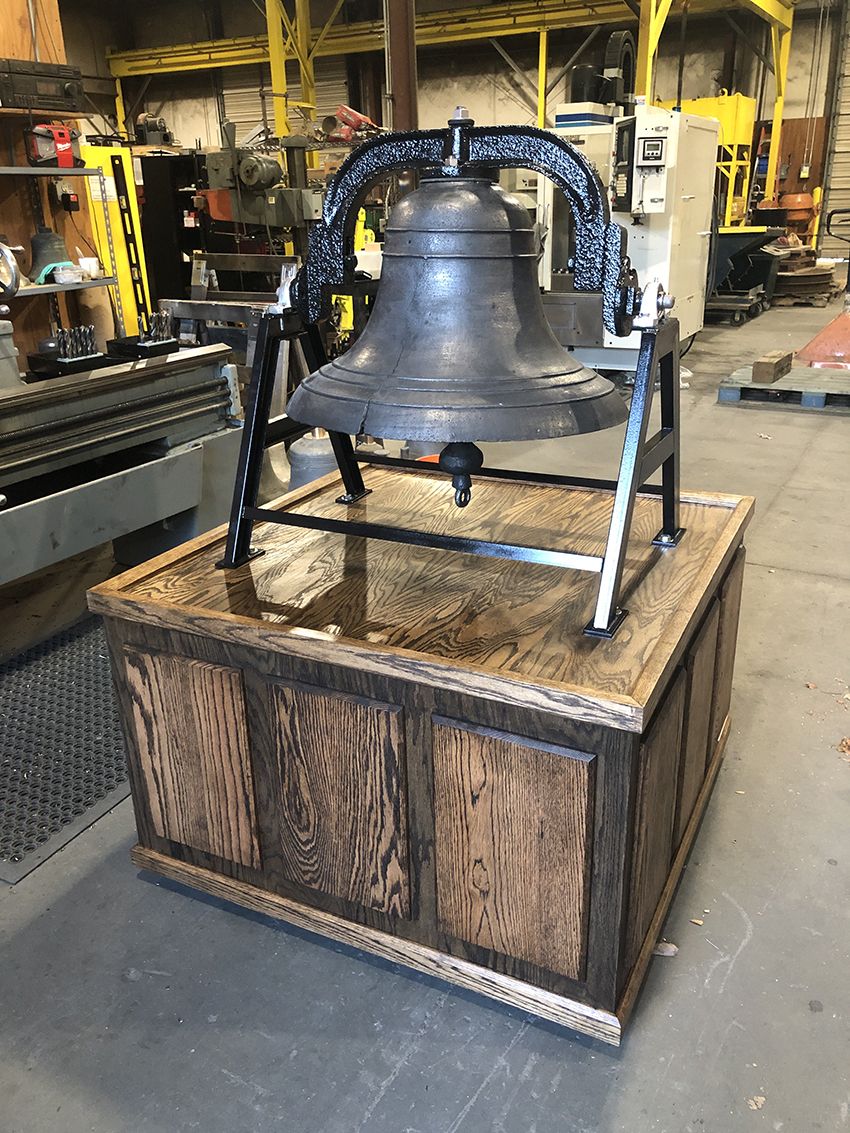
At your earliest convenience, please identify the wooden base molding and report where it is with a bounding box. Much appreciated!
[91,469,752,1044]
[131,845,623,1045]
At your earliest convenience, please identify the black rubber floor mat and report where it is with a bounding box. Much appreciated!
[0,616,129,883]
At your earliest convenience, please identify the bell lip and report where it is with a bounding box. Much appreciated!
[285,376,628,443]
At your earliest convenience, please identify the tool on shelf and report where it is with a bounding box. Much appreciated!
[57,325,99,360]
[106,309,177,361]
[27,320,112,379]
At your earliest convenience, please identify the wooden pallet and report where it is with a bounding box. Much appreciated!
[772,292,840,308]
[720,363,850,407]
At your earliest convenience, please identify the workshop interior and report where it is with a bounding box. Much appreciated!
[1,0,848,1127]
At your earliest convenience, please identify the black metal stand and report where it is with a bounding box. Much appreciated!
[218,310,682,638]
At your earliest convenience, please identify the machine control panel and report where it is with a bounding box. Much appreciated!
[636,136,666,166]
[611,118,636,213]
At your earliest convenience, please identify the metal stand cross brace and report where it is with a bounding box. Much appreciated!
[217,310,683,640]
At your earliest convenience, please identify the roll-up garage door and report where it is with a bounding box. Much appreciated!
[222,58,349,143]
[820,0,850,257]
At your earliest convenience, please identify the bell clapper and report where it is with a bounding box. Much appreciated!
[438,442,484,509]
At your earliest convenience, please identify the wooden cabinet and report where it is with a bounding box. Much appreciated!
[90,468,752,1044]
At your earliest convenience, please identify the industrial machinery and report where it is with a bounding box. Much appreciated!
[219,111,685,640]
[0,332,242,583]
[135,113,178,147]
[657,92,787,323]
[660,92,756,227]
[199,122,323,257]
[538,103,719,370]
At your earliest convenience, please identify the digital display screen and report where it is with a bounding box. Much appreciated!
[640,138,665,163]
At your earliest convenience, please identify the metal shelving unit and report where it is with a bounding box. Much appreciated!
[0,165,125,335]
[10,277,118,297]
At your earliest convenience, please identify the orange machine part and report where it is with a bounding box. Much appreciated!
[197,188,233,222]
[795,311,850,370]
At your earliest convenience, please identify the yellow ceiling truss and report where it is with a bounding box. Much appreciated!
[109,0,793,190]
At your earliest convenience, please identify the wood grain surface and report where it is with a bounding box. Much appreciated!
[617,714,731,1031]
[673,600,720,849]
[626,669,687,971]
[265,680,410,917]
[709,548,746,758]
[432,718,594,980]
[130,845,623,1045]
[123,648,261,869]
[89,468,754,730]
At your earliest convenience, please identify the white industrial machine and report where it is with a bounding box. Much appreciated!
[535,104,720,371]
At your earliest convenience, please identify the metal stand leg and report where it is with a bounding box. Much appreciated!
[586,318,684,637]
[218,312,375,569]
[652,333,684,546]
[293,322,371,506]
[217,314,285,568]
[329,431,371,504]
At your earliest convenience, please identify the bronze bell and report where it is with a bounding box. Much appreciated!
[286,174,627,445]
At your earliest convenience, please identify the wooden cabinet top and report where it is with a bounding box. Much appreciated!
[89,466,753,732]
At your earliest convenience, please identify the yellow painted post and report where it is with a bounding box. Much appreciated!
[114,78,127,139]
[810,185,822,245]
[636,0,655,98]
[538,29,548,128]
[765,23,791,201]
[267,0,291,137]
[296,0,319,168]
[636,0,674,102]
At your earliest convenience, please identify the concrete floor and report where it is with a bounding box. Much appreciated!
[1,301,849,1132]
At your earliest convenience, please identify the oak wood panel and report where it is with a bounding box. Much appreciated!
[89,470,754,731]
[123,647,261,869]
[131,845,623,1045]
[625,669,687,972]
[89,594,644,731]
[432,718,594,980]
[708,547,746,760]
[617,714,731,1031]
[265,680,410,918]
[673,600,720,849]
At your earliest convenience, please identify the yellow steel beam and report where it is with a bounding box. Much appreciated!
[310,0,347,61]
[107,0,636,77]
[636,0,653,96]
[295,0,319,166]
[273,0,309,73]
[636,0,676,99]
[649,0,675,56]
[735,0,793,30]
[114,77,128,140]
[109,36,268,77]
[295,0,316,118]
[537,30,548,129]
[267,0,291,135]
[636,0,792,98]
[765,23,792,194]
[684,0,791,22]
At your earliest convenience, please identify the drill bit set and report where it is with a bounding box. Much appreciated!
[27,323,114,378]
[143,310,173,342]
[57,325,99,360]
[106,309,177,360]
